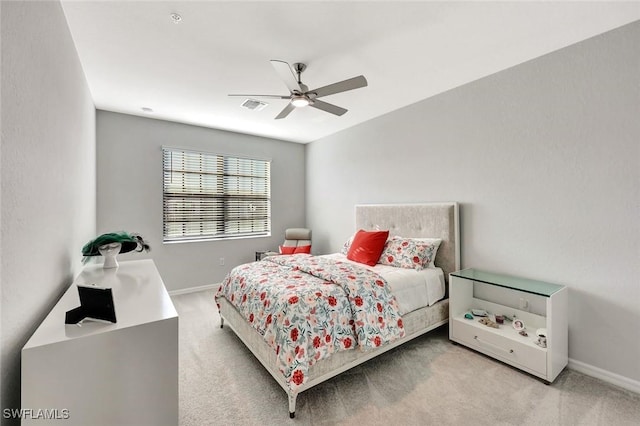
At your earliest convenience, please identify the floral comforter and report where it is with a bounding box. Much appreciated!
[215,255,405,390]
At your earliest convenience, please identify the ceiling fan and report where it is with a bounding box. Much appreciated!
[229,60,368,120]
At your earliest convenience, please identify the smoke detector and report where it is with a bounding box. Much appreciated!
[241,99,268,111]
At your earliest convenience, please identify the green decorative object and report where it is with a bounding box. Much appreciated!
[82,232,150,266]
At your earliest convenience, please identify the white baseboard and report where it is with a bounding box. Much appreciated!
[568,358,640,394]
[168,283,220,296]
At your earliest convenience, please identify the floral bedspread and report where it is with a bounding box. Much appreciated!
[215,255,405,390]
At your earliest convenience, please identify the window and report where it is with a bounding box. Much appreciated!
[162,148,271,242]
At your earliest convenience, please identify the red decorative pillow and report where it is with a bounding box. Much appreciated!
[293,245,311,254]
[346,230,389,266]
[279,245,311,255]
[279,245,296,255]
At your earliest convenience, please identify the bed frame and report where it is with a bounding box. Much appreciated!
[218,202,460,418]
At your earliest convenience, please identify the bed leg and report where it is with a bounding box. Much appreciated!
[220,317,224,329]
[288,391,297,419]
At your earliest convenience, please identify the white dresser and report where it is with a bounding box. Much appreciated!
[21,259,178,425]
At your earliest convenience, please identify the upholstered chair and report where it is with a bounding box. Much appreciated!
[264,228,312,257]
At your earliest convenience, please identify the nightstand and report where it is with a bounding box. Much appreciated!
[449,268,568,383]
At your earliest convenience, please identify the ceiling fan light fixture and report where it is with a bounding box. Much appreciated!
[229,60,367,119]
[291,95,310,108]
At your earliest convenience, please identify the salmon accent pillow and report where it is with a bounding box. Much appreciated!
[293,245,311,254]
[346,230,389,266]
[280,245,311,255]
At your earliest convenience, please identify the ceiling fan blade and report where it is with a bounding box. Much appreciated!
[270,60,302,93]
[228,94,289,99]
[310,99,347,116]
[275,103,295,120]
[310,75,367,98]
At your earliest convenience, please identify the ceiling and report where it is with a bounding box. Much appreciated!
[60,1,640,144]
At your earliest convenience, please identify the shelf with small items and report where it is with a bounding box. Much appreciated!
[449,269,567,383]
[453,312,545,351]
[455,297,549,350]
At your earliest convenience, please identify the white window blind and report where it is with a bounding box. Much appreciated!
[162,148,271,242]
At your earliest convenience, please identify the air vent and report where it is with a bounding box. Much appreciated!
[241,99,268,111]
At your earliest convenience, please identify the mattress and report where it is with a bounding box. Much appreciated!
[320,253,446,314]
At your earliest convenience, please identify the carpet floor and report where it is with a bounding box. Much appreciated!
[172,290,640,425]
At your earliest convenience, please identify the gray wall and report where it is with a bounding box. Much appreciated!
[96,111,306,291]
[306,23,639,382]
[1,0,96,415]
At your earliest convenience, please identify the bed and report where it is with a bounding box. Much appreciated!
[216,202,460,418]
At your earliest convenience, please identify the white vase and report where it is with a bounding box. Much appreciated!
[99,242,122,269]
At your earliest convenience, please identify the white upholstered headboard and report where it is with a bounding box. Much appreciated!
[355,203,460,282]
